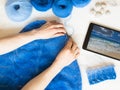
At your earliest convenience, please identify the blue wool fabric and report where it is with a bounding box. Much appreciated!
[30,0,54,11]
[5,0,32,22]
[52,0,73,18]
[0,20,82,90]
[71,0,91,7]
[86,64,116,85]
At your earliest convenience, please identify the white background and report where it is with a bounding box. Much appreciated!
[0,0,120,90]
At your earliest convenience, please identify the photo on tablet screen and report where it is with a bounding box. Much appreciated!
[83,23,120,60]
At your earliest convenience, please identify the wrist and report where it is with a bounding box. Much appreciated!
[51,59,65,72]
[28,29,40,40]
[18,30,37,43]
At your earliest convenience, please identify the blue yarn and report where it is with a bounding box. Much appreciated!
[52,0,73,18]
[71,0,91,7]
[30,0,54,11]
[0,20,82,90]
[5,0,32,22]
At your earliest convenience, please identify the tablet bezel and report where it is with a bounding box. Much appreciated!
[82,23,120,61]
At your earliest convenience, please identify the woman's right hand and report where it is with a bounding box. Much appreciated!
[32,21,66,39]
[53,38,80,69]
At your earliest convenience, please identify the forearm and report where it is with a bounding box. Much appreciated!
[0,30,36,55]
[22,61,63,90]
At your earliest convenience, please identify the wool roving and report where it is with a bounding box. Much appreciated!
[0,20,82,90]
[30,0,54,11]
[71,0,91,7]
[5,0,32,22]
[52,0,73,18]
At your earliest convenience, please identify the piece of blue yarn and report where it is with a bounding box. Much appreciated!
[52,0,73,18]
[71,0,91,7]
[30,0,54,11]
[5,0,32,22]
[0,20,82,90]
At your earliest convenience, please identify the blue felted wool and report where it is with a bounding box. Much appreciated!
[52,0,73,18]
[71,0,91,7]
[30,0,54,11]
[86,64,116,85]
[0,20,82,90]
[5,0,32,22]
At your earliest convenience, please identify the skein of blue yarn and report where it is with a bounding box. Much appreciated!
[52,0,73,18]
[71,0,91,7]
[30,0,54,11]
[5,0,32,22]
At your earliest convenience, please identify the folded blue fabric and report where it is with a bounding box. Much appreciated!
[0,20,82,90]
[5,0,32,22]
[86,64,116,85]
[52,0,73,18]
[71,0,91,7]
[30,0,53,11]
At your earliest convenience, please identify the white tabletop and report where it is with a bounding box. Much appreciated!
[0,0,120,90]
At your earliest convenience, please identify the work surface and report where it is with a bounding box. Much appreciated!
[0,0,120,90]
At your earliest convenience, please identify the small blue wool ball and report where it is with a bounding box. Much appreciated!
[52,0,73,18]
[5,0,32,22]
[30,0,54,11]
[71,0,91,7]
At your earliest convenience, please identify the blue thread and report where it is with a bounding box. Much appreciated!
[5,0,32,22]
[52,0,73,18]
[71,0,91,7]
[30,0,54,11]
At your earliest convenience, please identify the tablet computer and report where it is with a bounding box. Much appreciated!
[83,23,120,61]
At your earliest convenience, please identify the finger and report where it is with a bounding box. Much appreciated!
[49,23,64,28]
[50,20,58,23]
[52,28,66,34]
[47,20,60,25]
[75,52,80,58]
[50,20,63,24]
[65,38,73,48]
[71,42,77,51]
[50,24,64,29]
[46,21,64,29]
[74,47,80,55]
[53,33,65,37]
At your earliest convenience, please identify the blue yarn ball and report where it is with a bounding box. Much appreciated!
[5,0,32,22]
[71,0,91,7]
[30,0,54,11]
[52,0,73,18]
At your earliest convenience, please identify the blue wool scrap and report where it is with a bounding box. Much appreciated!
[0,20,82,90]
[86,64,116,85]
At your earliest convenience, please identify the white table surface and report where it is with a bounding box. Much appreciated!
[0,0,120,90]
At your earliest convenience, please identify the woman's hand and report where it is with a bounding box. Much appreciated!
[53,38,80,69]
[33,21,66,39]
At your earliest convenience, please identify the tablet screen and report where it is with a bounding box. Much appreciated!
[83,23,120,60]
